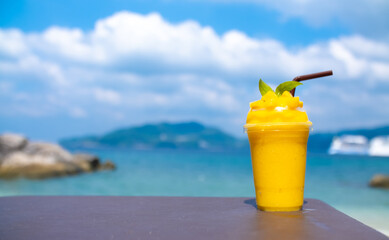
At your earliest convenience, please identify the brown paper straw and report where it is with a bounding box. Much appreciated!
[290,70,333,96]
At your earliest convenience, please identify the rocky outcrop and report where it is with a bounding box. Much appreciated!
[0,134,28,161]
[73,153,100,171]
[99,160,116,171]
[0,134,115,179]
[369,174,389,189]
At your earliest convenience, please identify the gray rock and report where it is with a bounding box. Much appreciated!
[23,142,73,163]
[0,162,82,179]
[0,133,28,156]
[99,160,116,171]
[73,153,100,171]
[2,151,71,167]
[2,152,39,167]
[0,152,83,179]
[0,133,115,179]
[369,174,389,189]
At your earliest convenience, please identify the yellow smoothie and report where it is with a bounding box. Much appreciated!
[244,91,312,211]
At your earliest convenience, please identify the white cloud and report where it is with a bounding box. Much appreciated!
[1,11,389,137]
[1,11,388,82]
[93,88,122,105]
[0,29,28,56]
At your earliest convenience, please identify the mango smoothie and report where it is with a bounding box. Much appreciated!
[244,90,312,211]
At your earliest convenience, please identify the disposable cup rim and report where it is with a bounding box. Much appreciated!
[244,122,312,132]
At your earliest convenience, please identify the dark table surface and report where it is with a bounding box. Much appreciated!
[0,196,387,240]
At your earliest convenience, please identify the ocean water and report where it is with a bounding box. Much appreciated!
[1,150,389,234]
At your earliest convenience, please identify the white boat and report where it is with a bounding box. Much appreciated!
[369,136,389,157]
[328,135,369,155]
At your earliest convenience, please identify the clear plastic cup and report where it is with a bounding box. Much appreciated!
[244,122,312,211]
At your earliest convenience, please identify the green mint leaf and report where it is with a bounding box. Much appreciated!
[258,79,274,96]
[275,81,303,96]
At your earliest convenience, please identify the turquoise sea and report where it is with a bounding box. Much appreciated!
[1,149,389,234]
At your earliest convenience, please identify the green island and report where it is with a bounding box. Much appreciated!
[60,122,389,153]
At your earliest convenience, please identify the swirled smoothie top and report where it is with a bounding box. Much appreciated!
[246,80,310,124]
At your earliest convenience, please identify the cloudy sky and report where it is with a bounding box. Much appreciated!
[1,0,389,141]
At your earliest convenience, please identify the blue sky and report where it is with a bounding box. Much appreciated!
[0,0,350,46]
[1,0,389,141]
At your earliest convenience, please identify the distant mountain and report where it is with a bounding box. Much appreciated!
[307,133,335,153]
[338,126,389,140]
[60,121,389,153]
[60,122,247,151]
